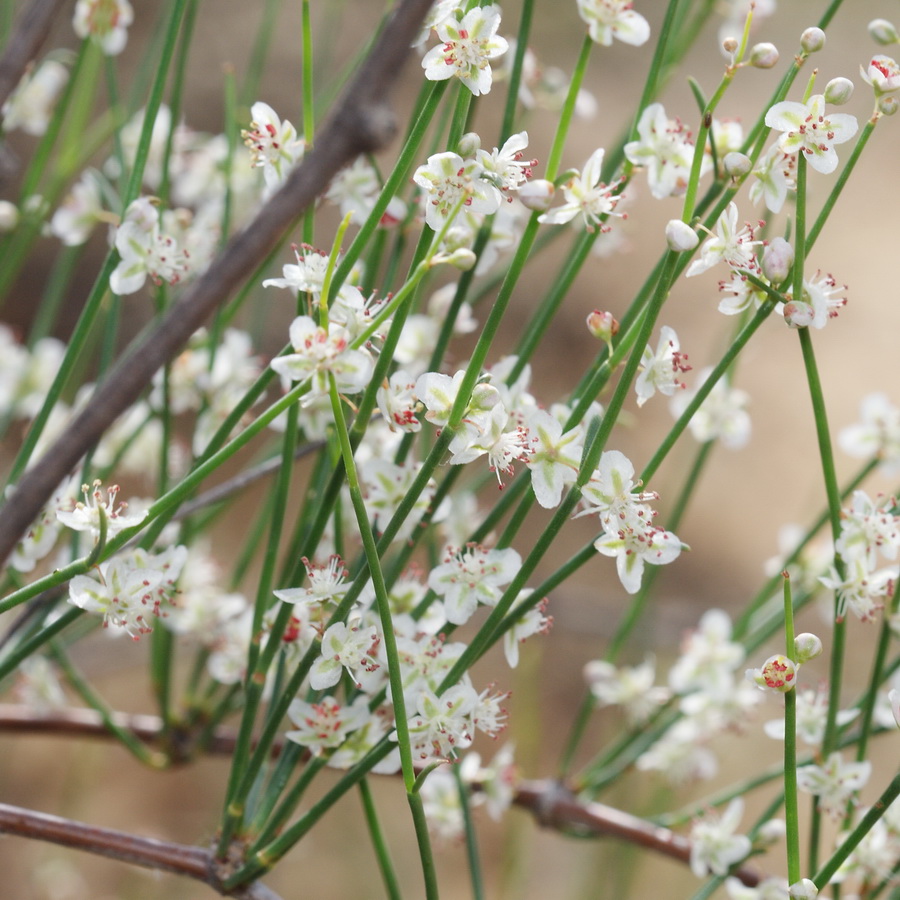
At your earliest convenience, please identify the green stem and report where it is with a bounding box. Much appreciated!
[359,778,403,900]
[783,575,801,885]
[408,789,439,900]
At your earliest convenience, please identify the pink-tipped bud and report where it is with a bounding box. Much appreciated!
[519,179,555,212]
[868,18,899,46]
[748,654,799,692]
[665,219,699,252]
[586,309,618,343]
[824,77,854,105]
[800,27,826,53]
[783,299,814,329]
[794,632,823,664]
[723,152,752,177]
[750,42,779,68]
[762,237,794,283]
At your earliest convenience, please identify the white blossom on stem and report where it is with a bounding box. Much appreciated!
[576,0,650,46]
[689,799,752,877]
[796,752,871,817]
[421,5,508,96]
[635,325,691,407]
[764,94,858,175]
[537,148,625,231]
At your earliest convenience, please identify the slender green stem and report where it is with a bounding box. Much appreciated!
[358,778,402,900]
[407,789,439,900]
[782,575,801,885]
[814,774,900,889]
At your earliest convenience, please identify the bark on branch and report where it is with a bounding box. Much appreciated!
[0,0,435,566]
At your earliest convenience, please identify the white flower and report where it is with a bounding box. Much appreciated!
[413,150,501,231]
[401,683,479,760]
[689,799,752,878]
[686,203,763,277]
[56,480,147,538]
[460,744,517,821]
[537,148,624,231]
[68,556,164,639]
[309,621,381,690]
[670,367,751,450]
[576,0,650,46]
[475,131,535,194]
[427,544,521,626]
[764,94,858,175]
[524,408,584,508]
[109,197,190,295]
[749,144,797,214]
[797,752,872,817]
[51,170,104,246]
[241,101,305,196]
[1,59,68,136]
[274,555,349,610]
[421,5,508,96]
[840,393,900,474]
[668,609,744,696]
[285,696,372,757]
[635,325,690,407]
[502,593,551,668]
[725,877,790,900]
[73,0,134,55]
[593,506,682,594]
[764,687,858,747]
[860,55,900,95]
[624,103,704,199]
[584,657,670,725]
[377,370,421,433]
[819,556,896,622]
[270,315,374,400]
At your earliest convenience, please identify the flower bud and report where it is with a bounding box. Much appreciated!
[457,132,481,157]
[800,27,826,54]
[437,248,477,270]
[868,18,899,46]
[519,179,555,212]
[783,299,814,329]
[665,219,699,252]
[762,237,794,283]
[878,95,899,115]
[722,36,739,56]
[747,654,798,692]
[794,632,823,663]
[723,152,752,177]
[750,42,779,68]
[789,879,819,900]
[586,309,618,343]
[0,200,19,232]
[824,77,854,105]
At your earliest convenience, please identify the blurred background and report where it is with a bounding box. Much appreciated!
[0,0,898,896]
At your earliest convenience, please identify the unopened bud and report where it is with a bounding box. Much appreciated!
[748,654,798,692]
[800,27,826,54]
[868,18,899,46]
[723,152,752,177]
[519,179,555,212]
[750,42,779,68]
[762,237,794,283]
[794,632,823,664]
[586,309,618,343]
[878,95,899,115]
[665,219,699,252]
[457,132,481,157]
[783,299,814,329]
[824,77,854,105]
[789,879,819,900]
[722,36,739,56]
[757,819,787,844]
[442,248,477,270]
[0,200,19,232]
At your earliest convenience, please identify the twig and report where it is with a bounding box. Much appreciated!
[0,801,282,899]
[513,779,761,887]
[0,0,68,114]
[0,705,763,887]
[0,0,436,567]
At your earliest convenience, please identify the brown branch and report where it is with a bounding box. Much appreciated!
[0,801,281,899]
[513,779,761,887]
[0,0,435,567]
[0,0,68,114]
[0,706,764,888]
